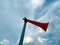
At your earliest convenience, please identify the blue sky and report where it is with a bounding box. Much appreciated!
[0,0,60,45]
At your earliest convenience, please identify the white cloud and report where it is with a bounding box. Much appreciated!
[23,36,33,43]
[30,0,45,9]
[0,39,9,45]
[37,37,48,43]
[16,36,33,45]
[25,0,45,11]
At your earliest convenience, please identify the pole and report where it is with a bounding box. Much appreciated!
[19,18,27,45]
